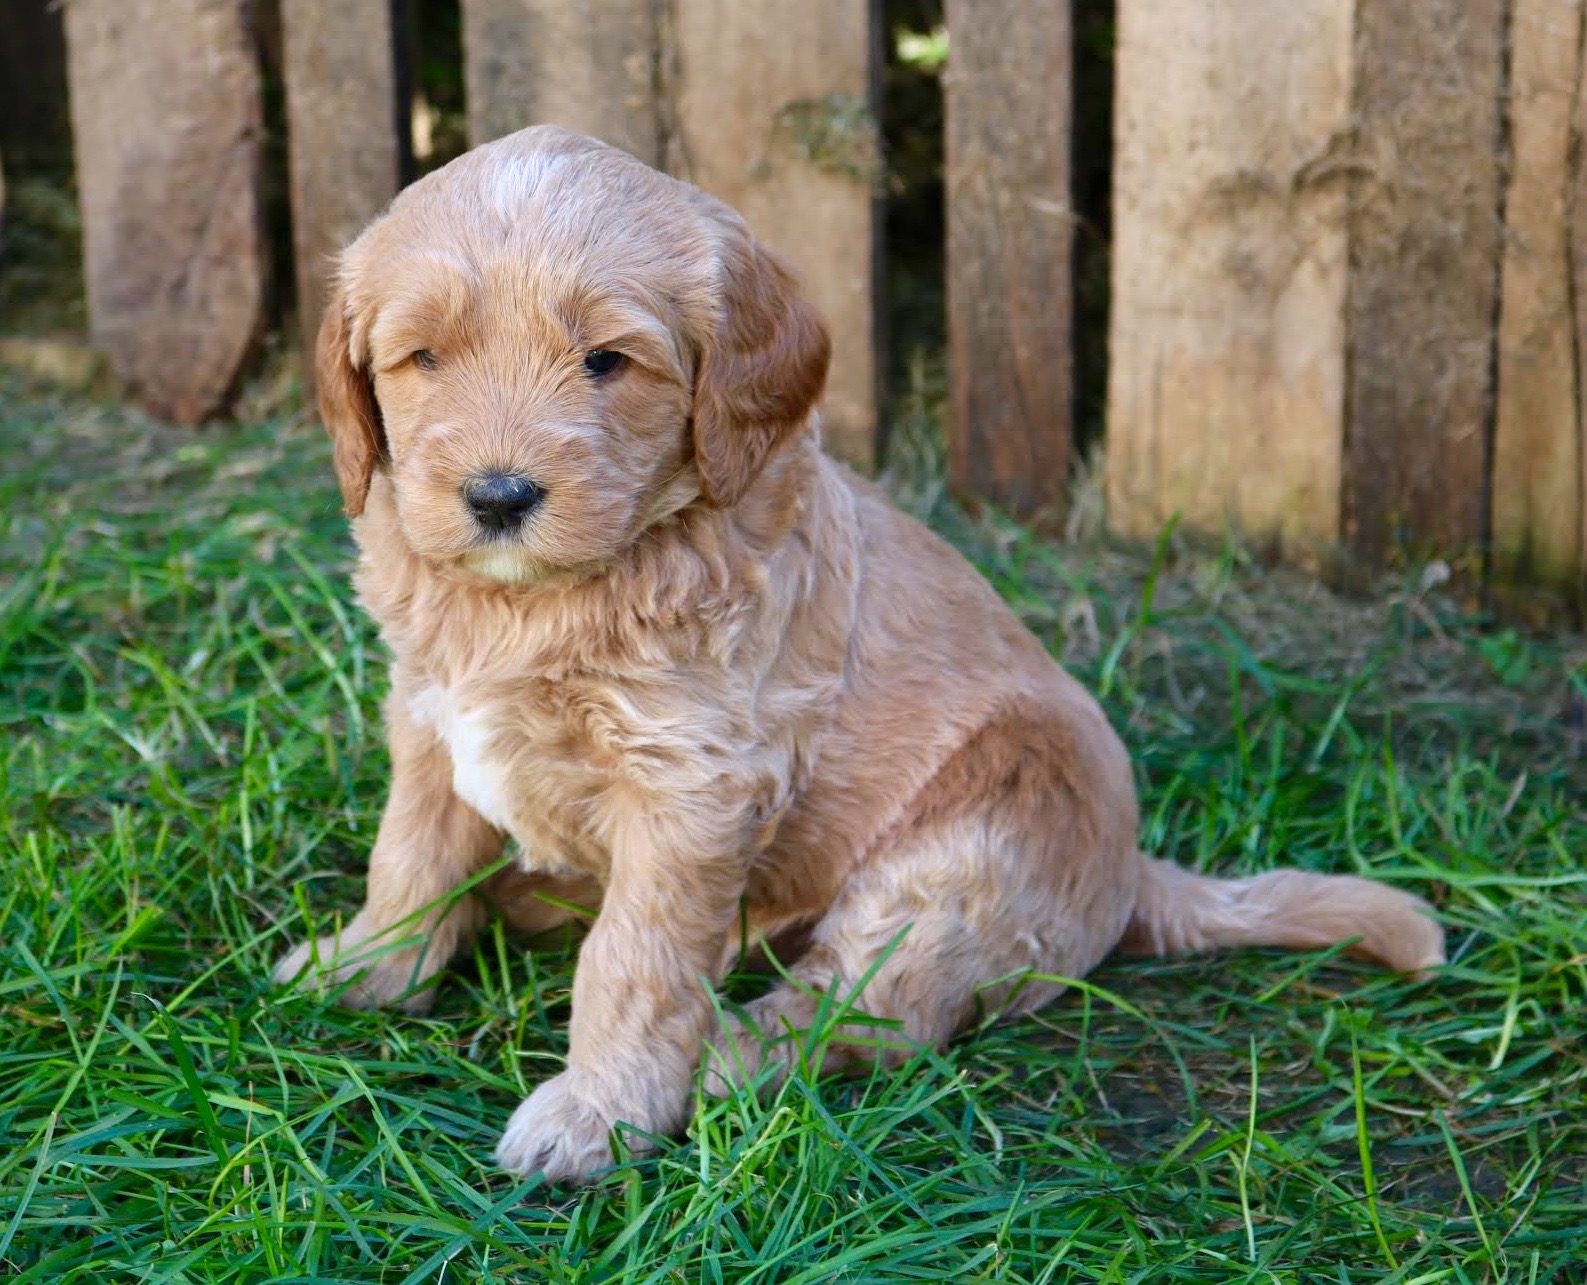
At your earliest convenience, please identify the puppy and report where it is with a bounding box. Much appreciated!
[276,126,1444,1183]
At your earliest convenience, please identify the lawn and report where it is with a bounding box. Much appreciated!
[2,363,1584,1282]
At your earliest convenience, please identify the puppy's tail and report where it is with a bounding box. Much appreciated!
[1118,854,1445,974]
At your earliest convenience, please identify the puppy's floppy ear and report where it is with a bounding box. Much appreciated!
[315,282,387,518]
[692,223,831,508]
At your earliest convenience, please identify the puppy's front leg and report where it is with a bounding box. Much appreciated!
[495,811,745,1183]
[275,689,503,1012]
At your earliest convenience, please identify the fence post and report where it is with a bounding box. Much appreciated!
[1576,27,1587,593]
[459,0,664,165]
[1493,0,1586,591]
[671,0,882,470]
[944,0,1072,522]
[1344,0,1507,568]
[1106,0,1353,561]
[62,0,267,424]
[281,0,404,395]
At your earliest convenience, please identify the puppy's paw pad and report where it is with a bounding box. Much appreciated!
[495,1073,619,1184]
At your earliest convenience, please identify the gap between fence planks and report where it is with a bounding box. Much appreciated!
[670,0,881,470]
[63,0,266,425]
[281,0,403,396]
[944,0,1072,523]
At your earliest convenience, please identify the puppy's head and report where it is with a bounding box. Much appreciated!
[317,126,830,582]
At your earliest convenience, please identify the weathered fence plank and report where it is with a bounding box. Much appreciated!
[1345,0,1507,565]
[1493,0,1584,588]
[460,0,663,164]
[944,0,1071,521]
[1576,26,1587,590]
[1106,0,1353,557]
[63,0,266,424]
[281,0,403,392]
[671,0,880,469]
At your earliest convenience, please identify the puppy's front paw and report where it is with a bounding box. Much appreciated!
[273,924,437,1014]
[495,1072,640,1184]
[702,1014,778,1098]
[702,996,817,1098]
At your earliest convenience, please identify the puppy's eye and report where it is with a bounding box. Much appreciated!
[412,349,439,371]
[583,349,624,377]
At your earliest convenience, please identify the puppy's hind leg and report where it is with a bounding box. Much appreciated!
[483,864,604,936]
[705,708,1141,1095]
[704,814,1134,1095]
[274,690,505,1013]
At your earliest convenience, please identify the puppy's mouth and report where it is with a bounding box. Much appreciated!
[460,541,548,584]
[452,470,553,581]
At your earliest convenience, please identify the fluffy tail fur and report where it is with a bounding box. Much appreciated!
[1119,855,1445,974]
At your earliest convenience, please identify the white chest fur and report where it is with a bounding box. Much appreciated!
[407,683,518,835]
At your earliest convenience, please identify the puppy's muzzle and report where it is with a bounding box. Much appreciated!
[464,471,545,533]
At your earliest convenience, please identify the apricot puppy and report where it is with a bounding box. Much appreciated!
[276,126,1444,1183]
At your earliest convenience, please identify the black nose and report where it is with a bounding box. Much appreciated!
[463,472,544,531]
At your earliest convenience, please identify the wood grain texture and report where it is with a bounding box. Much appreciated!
[1106,0,1353,556]
[281,0,403,393]
[63,0,266,424]
[671,0,880,469]
[1493,0,1584,587]
[1344,0,1507,565]
[461,0,662,163]
[944,0,1071,521]
[1574,13,1587,589]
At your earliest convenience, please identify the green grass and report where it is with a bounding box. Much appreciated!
[2,365,1585,1282]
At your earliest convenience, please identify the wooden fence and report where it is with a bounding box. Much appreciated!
[1108,0,1586,601]
[41,0,1587,598]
